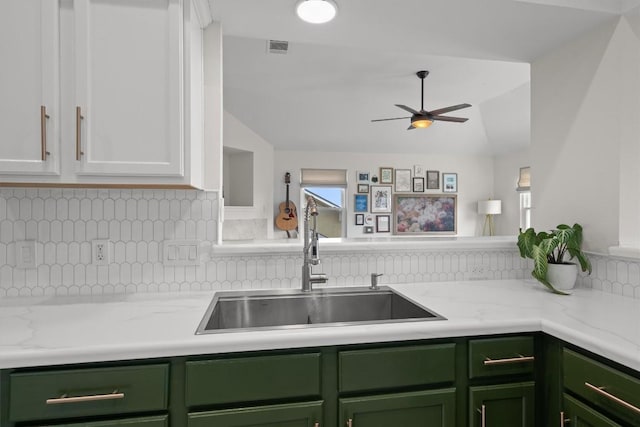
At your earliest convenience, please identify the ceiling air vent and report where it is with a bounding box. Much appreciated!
[267,40,289,54]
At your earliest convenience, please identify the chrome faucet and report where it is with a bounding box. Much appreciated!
[302,197,328,292]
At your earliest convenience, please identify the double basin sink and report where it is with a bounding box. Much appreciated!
[196,286,445,334]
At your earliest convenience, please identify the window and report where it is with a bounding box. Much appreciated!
[300,169,347,238]
[520,191,531,231]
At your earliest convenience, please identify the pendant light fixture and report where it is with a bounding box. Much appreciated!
[296,0,338,24]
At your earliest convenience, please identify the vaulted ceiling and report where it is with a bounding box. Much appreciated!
[210,0,636,155]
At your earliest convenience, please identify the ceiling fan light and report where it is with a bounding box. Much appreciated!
[411,118,433,128]
[296,0,338,24]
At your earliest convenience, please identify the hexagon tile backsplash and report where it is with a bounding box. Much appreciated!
[0,188,638,299]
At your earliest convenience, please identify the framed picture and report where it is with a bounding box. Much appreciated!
[363,226,374,234]
[370,185,393,213]
[354,194,368,212]
[356,171,370,182]
[355,213,364,225]
[376,215,391,233]
[426,170,440,189]
[379,167,393,184]
[394,169,412,192]
[357,183,369,193]
[413,164,424,176]
[412,177,425,192]
[393,194,457,234]
[365,215,374,225]
[442,173,458,193]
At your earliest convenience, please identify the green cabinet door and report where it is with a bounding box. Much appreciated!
[339,388,456,427]
[469,382,535,427]
[187,401,323,427]
[563,394,622,427]
[45,415,168,427]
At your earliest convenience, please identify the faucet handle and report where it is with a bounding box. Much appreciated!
[370,273,383,289]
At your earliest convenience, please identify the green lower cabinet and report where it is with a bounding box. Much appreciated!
[187,401,323,427]
[44,415,169,427]
[562,394,621,427]
[469,382,535,427]
[339,388,456,427]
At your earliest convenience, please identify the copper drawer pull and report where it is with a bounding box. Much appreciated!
[40,105,50,160]
[483,354,534,366]
[585,382,640,415]
[46,390,124,405]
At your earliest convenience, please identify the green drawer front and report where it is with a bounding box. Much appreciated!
[187,400,323,427]
[468,336,535,379]
[563,349,640,426]
[9,364,169,423]
[185,353,321,407]
[563,394,621,427]
[339,343,456,393]
[45,415,169,427]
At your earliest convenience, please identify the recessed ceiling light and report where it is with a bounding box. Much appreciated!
[296,0,338,24]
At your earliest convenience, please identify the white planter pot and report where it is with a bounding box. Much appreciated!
[547,263,578,291]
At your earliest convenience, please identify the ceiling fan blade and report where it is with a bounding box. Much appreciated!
[371,116,411,122]
[428,103,472,116]
[395,104,421,115]
[431,115,468,123]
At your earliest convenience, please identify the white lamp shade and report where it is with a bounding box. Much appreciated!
[478,200,502,215]
[296,0,338,24]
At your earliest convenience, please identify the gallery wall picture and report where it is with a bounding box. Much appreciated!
[394,169,412,192]
[370,185,393,213]
[354,194,368,212]
[376,215,391,233]
[380,167,393,184]
[393,194,457,234]
[426,170,440,189]
[412,177,425,192]
[442,173,458,193]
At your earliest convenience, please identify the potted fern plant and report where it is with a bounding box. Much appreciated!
[517,223,592,295]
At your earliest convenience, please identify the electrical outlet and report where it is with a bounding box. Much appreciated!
[92,239,111,265]
[468,264,489,280]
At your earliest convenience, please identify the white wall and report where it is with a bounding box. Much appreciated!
[223,111,274,239]
[493,148,530,236]
[530,16,631,253]
[274,150,495,238]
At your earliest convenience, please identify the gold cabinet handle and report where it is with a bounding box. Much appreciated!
[76,106,84,160]
[585,382,640,415]
[46,390,124,405]
[347,419,353,427]
[314,423,319,427]
[483,354,535,366]
[40,106,50,160]
[560,411,570,425]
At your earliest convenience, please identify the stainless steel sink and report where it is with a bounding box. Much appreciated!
[195,286,445,334]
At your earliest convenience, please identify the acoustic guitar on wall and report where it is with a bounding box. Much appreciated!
[275,172,298,235]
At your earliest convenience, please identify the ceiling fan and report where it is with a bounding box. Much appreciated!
[372,70,471,130]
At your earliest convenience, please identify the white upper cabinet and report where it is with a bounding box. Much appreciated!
[0,0,216,188]
[73,0,183,177]
[0,1,59,175]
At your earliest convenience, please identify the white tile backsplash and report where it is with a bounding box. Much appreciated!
[1,188,640,299]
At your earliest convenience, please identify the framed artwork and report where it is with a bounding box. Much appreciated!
[413,164,424,176]
[365,215,374,225]
[356,171,370,182]
[354,194,368,212]
[376,215,391,233]
[357,183,369,193]
[426,170,440,189]
[363,226,374,234]
[394,169,412,192]
[355,213,364,225]
[393,194,457,234]
[412,177,425,192]
[442,173,458,193]
[370,185,393,213]
[380,167,393,184]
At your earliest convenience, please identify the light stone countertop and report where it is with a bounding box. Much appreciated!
[0,279,638,372]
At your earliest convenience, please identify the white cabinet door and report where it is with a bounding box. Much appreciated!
[74,0,184,177]
[0,1,59,175]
